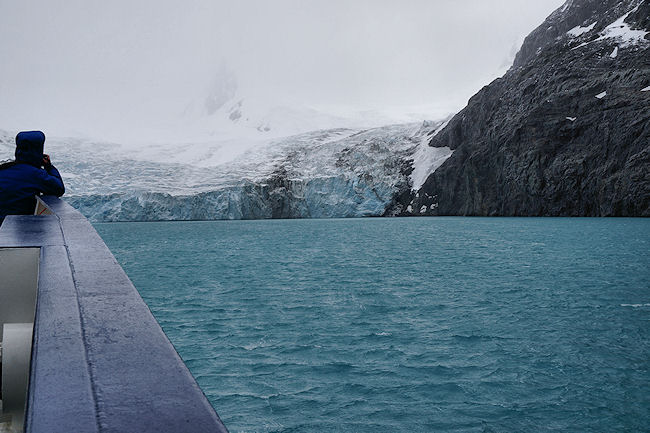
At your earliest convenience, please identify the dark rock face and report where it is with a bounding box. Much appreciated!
[389,0,650,216]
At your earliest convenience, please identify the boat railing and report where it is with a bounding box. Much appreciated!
[0,196,228,433]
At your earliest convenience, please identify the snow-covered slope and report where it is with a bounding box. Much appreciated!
[0,120,452,221]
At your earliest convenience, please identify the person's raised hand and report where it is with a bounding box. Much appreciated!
[42,154,51,166]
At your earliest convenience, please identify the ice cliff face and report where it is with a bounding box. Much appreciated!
[389,0,650,216]
[0,122,450,221]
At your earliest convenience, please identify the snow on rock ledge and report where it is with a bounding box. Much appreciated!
[567,21,597,37]
[596,5,649,47]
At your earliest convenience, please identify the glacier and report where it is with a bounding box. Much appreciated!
[0,120,451,222]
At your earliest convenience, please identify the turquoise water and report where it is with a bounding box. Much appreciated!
[95,218,650,432]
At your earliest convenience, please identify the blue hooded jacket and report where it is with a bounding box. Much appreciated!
[0,131,65,222]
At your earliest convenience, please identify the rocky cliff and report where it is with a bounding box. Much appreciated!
[388,0,650,216]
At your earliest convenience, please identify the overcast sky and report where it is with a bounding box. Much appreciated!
[0,0,565,142]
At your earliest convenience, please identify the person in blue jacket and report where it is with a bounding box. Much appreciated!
[0,131,65,224]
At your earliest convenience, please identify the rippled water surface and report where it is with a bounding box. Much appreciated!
[95,218,650,432]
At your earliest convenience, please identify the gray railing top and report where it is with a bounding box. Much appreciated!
[0,196,229,433]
